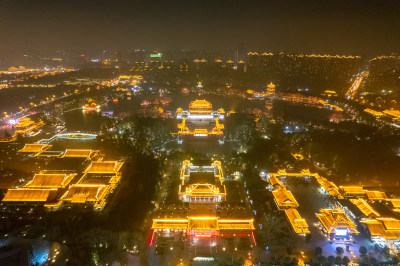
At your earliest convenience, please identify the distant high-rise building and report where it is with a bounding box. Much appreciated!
[366,55,400,93]
[128,49,146,64]
[247,52,362,93]
[238,43,247,62]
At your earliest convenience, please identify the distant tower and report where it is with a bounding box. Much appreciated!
[265,82,276,111]
[238,43,247,71]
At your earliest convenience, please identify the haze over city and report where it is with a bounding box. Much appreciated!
[1,0,400,55]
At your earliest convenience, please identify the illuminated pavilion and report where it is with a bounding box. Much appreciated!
[152,160,255,239]
[246,82,276,99]
[316,208,359,241]
[175,100,225,141]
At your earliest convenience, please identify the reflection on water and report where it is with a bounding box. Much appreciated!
[63,94,336,133]
[63,110,104,132]
[273,100,336,121]
[50,138,97,150]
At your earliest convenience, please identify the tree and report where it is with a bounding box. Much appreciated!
[391,256,400,265]
[314,246,322,256]
[336,246,344,255]
[327,255,335,265]
[16,133,25,143]
[381,245,390,255]
[359,245,367,255]
[343,256,351,265]
[260,212,281,246]
[318,256,327,264]
[3,130,11,139]
[335,256,343,265]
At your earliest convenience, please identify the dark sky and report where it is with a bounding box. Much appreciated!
[0,0,399,56]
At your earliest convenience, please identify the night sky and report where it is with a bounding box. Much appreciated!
[1,0,400,55]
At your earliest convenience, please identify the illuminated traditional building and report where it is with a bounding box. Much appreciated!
[315,175,341,198]
[152,160,254,240]
[58,160,124,210]
[24,173,75,189]
[62,149,101,160]
[383,109,400,121]
[178,160,226,202]
[364,108,384,118]
[246,82,276,100]
[349,198,380,218]
[366,191,388,201]
[59,184,110,208]
[0,117,46,142]
[267,174,282,187]
[361,218,400,249]
[3,148,123,210]
[339,186,366,198]
[322,90,338,97]
[285,208,310,235]
[82,98,100,111]
[175,100,225,143]
[291,153,304,160]
[2,189,58,202]
[18,143,52,154]
[386,199,400,213]
[316,208,359,241]
[272,186,299,209]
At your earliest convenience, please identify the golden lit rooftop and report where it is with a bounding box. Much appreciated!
[366,191,388,201]
[339,186,365,195]
[63,149,98,158]
[2,188,56,202]
[85,161,124,173]
[350,198,380,217]
[387,199,400,211]
[61,185,108,203]
[18,143,52,153]
[151,218,255,231]
[272,186,299,208]
[188,100,212,113]
[24,173,75,188]
[316,208,358,234]
[268,174,281,186]
[14,120,34,128]
[285,208,310,234]
[362,218,400,239]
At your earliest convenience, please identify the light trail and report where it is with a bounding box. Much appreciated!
[346,71,369,99]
